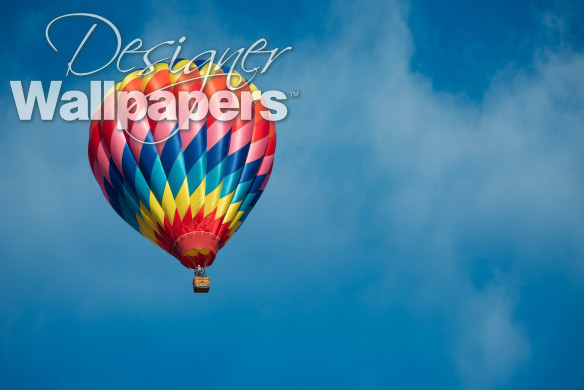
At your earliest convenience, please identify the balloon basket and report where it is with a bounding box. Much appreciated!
[193,276,211,293]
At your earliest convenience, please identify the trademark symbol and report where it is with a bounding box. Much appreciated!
[289,91,300,98]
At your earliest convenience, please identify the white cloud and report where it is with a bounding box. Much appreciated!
[456,286,530,389]
[272,1,584,386]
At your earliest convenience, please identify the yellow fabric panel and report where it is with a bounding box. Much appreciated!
[135,213,160,246]
[229,211,245,229]
[175,178,190,219]
[228,220,242,236]
[148,192,166,226]
[138,225,161,248]
[215,192,235,219]
[204,184,222,217]
[198,62,222,76]
[183,248,211,257]
[227,70,245,89]
[189,178,206,216]
[222,200,242,224]
[138,201,160,234]
[161,183,178,224]
[138,225,157,244]
[251,89,262,102]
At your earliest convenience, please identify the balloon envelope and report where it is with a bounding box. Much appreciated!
[88,61,276,268]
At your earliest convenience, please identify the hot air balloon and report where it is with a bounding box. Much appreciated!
[88,60,276,293]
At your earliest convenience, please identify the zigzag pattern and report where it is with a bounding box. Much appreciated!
[88,61,276,269]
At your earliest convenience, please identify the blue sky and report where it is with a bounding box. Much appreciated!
[1,1,584,389]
